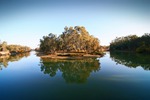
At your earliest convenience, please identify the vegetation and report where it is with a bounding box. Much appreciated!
[0,41,8,51]
[0,41,31,55]
[40,26,102,55]
[7,45,31,54]
[110,33,150,53]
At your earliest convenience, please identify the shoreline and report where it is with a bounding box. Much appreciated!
[37,52,104,60]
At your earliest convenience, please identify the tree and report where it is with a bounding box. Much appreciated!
[39,26,101,54]
[40,33,57,53]
[0,41,8,51]
[110,33,150,53]
[7,45,31,53]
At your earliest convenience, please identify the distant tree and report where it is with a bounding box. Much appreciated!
[0,41,30,54]
[1,41,8,51]
[7,45,31,53]
[110,33,150,53]
[39,26,101,54]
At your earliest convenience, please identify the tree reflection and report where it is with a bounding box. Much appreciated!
[40,58,100,83]
[0,52,30,70]
[110,51,150,70]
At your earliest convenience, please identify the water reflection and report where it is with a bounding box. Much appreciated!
[110,51,150,70]
[0,52,30,70]
[40,58,100,83]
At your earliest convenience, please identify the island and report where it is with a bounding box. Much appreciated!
[36,26,105,59]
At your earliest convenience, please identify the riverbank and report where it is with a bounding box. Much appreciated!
[37,52,104,60]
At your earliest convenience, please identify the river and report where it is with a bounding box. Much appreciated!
[0,51,150,100]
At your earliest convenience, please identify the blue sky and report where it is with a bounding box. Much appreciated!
[0,0,150,48]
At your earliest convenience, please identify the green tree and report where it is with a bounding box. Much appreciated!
[7,45,30,53]
[40,33,57,54]
[110,33,150,53]
[1,41,8,51]
[39,26,101,54]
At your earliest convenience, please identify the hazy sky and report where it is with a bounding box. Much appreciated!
[0,0,150,48]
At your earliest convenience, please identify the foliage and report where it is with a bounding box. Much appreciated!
[0,41,8,51]
[40,26,101,54]
[110,33,150,53]
[0,41,31,54]
[7,45,31,53]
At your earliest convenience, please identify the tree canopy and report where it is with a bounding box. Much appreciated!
[0,41,8,51]
[0,41,31,54]
[40,26,101,54]
[7,45,31,53]
[110,33,150,53]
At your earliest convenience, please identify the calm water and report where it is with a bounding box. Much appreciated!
[0,51,150,100]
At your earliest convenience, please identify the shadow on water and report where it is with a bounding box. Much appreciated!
[0,52,30,70]
[40,58,100,84]
[110,51,150,70]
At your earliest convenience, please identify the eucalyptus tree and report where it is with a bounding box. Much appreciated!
[110,33,150,53]
[40,26,101,54]
[40,33,57,53]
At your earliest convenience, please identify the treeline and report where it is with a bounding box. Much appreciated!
[7,45,31,54]
[40,26,102,54]
[110,33,150,53]
[0,41,31,55]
